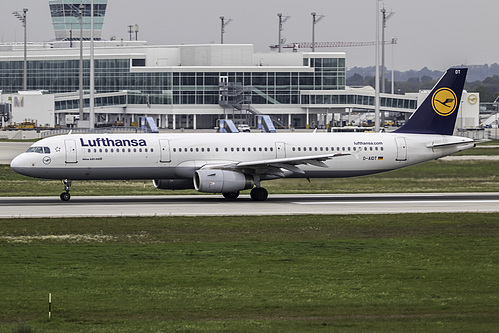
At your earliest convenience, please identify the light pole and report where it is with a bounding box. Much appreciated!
[12,8,28,91]
[89,0,95,129]
[220,16,232,44]
[277,13,290,53]
[79,4,84,124]
[391,37,397,94]
[374,0,380,132]
[311,12,324,52]
[381,7,394,93]
[128,25,133,41]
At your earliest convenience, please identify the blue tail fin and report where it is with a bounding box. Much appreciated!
[394,67,467,135]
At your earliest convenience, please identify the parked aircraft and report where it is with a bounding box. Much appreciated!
[11,68,475,201]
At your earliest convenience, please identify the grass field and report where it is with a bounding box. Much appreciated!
[0,214,498,332]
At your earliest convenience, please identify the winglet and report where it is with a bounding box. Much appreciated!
[394,67,468,136]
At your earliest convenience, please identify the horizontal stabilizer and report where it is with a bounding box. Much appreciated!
[426,138,475,148]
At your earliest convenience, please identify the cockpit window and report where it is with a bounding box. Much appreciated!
[26,146,50,154]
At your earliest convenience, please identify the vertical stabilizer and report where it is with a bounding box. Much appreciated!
[394,67,467,135]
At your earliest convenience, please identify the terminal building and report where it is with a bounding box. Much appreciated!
[0,0,479,133]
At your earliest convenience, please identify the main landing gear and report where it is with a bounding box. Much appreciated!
[222,187,269,201]
[60,179,72,201]
[250,187,268,201]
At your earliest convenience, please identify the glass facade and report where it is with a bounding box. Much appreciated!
[49,0,107,40]
[0,55,346,107]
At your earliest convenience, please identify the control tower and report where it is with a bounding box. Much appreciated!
[48,0,107,41]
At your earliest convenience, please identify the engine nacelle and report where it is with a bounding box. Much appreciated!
[194,169,254,193]
[153,179,194,190]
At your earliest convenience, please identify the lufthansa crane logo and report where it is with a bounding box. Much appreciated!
[432,88,458,117]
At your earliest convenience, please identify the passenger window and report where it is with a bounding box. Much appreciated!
[173,148,176,152]
[139,148,142,153]
[88,149,91,153]
[196,148,199,152]
[150,148,154,152]
[264,147,267,152]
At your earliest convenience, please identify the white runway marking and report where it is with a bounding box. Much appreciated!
[293,200,499,205]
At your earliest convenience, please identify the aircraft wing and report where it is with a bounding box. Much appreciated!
[201,153,350,176]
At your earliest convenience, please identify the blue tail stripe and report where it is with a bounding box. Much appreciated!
[394,67,468,136]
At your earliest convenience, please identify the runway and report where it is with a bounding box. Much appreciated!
[1,193,499,218]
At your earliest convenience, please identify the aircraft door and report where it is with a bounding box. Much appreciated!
[395,137,407,161]
[64,139,77,164]
[159,139,171,163]
[275,142,286,159]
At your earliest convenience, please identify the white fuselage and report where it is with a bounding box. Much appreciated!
[11,132,474,182]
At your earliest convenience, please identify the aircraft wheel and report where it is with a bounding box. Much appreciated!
[60,192,71,202]
[250,187,268,201]
[223,191,240,200]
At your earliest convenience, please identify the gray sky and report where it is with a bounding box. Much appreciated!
[2,0,498,71]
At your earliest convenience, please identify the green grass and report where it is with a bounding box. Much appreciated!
[2,158,498,197]
[0,214,498,332]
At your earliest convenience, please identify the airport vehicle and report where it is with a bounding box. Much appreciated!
[11,68,475,201]
[237,124,251,132]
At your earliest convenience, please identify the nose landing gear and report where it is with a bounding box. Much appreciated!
[60,179,72,201]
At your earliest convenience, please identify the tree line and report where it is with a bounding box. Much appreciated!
[347,64,499,103]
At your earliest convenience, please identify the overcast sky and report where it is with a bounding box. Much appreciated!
[2,0,498,71]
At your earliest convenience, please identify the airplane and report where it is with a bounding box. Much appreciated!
[10,67,476,202]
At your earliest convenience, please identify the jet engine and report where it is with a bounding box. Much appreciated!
[194,169,254,193]
[153,179,194,190]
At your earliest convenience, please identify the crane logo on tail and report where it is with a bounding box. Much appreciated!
[432,88,458,116]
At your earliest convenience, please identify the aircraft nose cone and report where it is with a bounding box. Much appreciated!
[10,154,27,175]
